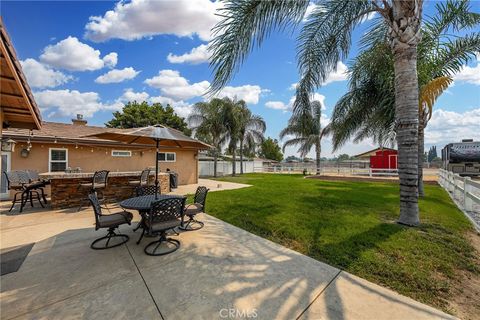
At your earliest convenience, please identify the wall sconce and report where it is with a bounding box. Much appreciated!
[194,153,198,160]
[1,138,16,152]
[20,148,30,158]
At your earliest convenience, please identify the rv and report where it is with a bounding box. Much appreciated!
[441,139,480,176]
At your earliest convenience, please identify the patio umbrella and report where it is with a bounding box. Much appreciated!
[86,125,211,198]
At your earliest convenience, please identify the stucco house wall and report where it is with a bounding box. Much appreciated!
[10,142,198,185]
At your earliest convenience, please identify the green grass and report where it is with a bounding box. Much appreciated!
[206,174,479,313]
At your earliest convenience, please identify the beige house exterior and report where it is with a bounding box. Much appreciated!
[2,120,203,188]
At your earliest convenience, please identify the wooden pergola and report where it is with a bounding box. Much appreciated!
[0,17,42,130]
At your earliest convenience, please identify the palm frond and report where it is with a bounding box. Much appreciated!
[419,76,453,122]
[209,0,309,93]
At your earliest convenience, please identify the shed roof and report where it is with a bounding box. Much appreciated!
[353,147,397,159]
[1,17,42,129]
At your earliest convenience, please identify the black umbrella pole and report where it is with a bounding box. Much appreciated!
[155,139,159,199]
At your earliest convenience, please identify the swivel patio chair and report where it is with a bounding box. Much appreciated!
[77,170,109,211]
[4,171,45,213]
[142,197,185,256]
[179,186,209,231]
[129,169,150,193]
[88,192,133,250]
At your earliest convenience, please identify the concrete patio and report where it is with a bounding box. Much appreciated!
[1,192,454,319]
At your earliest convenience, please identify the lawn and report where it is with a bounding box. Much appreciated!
[206,174,479,316]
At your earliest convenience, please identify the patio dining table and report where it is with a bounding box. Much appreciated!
[120,194,186,213]
[120,194,187,236]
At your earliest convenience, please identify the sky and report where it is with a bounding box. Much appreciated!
[2,0,479,158]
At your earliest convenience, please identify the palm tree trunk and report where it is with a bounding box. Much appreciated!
[213,151,218,178]
[418,116,425,197]
[394,45,420,226]
[315,140,321,175]
[240,140,244,175]
[232,149,236,177]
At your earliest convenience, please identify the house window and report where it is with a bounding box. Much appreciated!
[49,148,68,172]
[158,152,176,162]
[111,150,132,157]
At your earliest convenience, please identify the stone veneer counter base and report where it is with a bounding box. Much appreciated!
[41,172,170,209]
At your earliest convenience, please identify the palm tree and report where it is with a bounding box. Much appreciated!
[329,0,479,196]
[188,98,229,177]
[208,0,478,226]
[237,103,266,174]
[280,100,329,175]
[221,97,243,176]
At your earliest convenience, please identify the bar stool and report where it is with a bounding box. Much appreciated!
[128,169,150,195]
[77,170,109,211]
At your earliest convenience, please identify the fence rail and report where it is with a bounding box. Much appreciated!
[438,169,480,214]
[255,165,399,177]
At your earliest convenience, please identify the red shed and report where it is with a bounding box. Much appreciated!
[354,148,398,169]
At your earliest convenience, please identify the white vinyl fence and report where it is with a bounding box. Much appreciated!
[438,169,480,229]
[255,165,399,176]
[199,160,255,177]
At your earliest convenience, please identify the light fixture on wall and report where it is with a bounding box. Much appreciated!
[1,138,16,152]
[20,148,30,158]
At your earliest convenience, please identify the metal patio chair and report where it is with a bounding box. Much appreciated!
[142,197,185,256]
[179,186,209,231]
[26,170,49,205]
[4,171,44,213]
[129,169,150,189]
[88,192,133,249]
[78,170,109,211]
[135,184,158,197]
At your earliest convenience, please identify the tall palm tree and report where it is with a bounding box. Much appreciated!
[237,104,266,174]
[280,100,329,175]
[188,98,229,177]
[208,0,475,226]
[329,0,479,196]
[221,97,243,176]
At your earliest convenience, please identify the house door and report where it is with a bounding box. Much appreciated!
[1,152,11,199]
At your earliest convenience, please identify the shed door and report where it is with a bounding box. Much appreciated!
[388,154,397,169]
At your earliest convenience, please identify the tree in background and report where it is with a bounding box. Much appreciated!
[336,154,351,162]
[259,137,283,162]
[188,98,229,177]
[106,101,191,136]
[237,103,266,174]
[427,146,438,163]
[280,100,329,175]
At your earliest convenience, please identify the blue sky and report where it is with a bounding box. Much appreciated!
[2,0,479,158]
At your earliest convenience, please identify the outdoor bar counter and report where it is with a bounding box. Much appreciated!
[40,171,170,209]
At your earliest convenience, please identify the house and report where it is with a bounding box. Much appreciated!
[354,147,398,170]
[1,116,207,197]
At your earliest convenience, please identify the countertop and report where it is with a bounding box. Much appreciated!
[39,171,167,179]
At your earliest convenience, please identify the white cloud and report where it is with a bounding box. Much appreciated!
[289,82,298,91]
[149,96,193,118]
[145,69,210,100]
[167,44,210,64]
[323,61,348,85]
[20,58,72,88]
[95,67,140,84]
[425,108,480,144]
[40,36,117,71]
[215,85,264,104]
[119,88,149,103]
[266,93,326,112]
[34,89,121,118]
[453,57,480,85]
[84,0,222,42]
[266,101,289,111]
[145,69,264,104]
[102,52,118,68]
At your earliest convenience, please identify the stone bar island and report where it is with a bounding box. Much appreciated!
[40,171,170,209]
